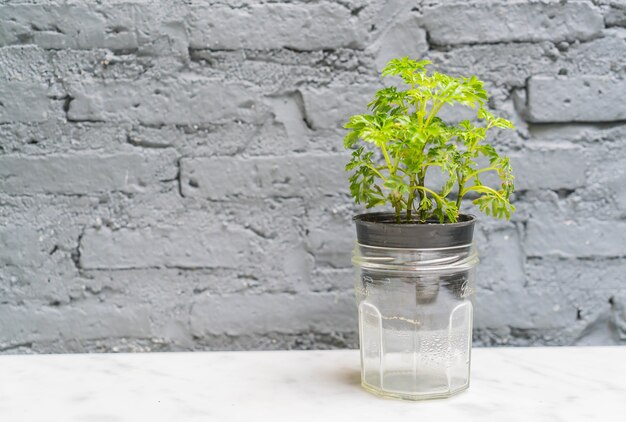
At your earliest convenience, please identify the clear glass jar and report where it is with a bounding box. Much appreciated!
[352,217,478,401]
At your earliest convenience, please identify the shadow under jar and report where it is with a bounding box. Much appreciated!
[352,213,478,401]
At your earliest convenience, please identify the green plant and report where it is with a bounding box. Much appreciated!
[344,57,516,223]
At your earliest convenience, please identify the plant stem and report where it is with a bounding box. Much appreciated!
[363,164,386,180]
[395,167,408,175]
[465,166,499,180]
[406,173,417,222]
[381,143,393,173]
[411,185,445,205]
[392,154,400,174]
[461,185,506,201]
[424,101,443,127]
[456,174,465,210]
[417,171,426,220]
[419,99,428,127]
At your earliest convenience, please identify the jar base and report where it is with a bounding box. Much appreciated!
[361,380,469,401]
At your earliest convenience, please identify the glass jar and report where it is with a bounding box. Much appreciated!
[352,213,478,401]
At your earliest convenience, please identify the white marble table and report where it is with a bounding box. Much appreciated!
[0,347,624,421]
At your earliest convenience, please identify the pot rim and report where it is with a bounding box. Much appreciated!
[353,212,477,227]
[353,212,477,249]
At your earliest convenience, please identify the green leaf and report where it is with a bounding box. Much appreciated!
[441,174,457,197]
[419,196,433,212]
[382,57,432,78]
[343,130,360,149]
[493,117,515,129]
[383,174,409,195]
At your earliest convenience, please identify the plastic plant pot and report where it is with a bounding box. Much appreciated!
[352,212,478,401]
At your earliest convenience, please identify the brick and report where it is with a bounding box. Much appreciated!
[304,200,357,269]
[189,292,356,337]
[437,104,479,124]
[67,79,264,125]
[474,285,576,331]
[562,30,626,77]
[525,257,626,293]
[0,120,130,155]
[597,155,626,210]
[428,42,548,88]
[0,46,51,81]
[180,154,348,200]
[0,5,126,49]
[526,218,626,258]
[0,228,45,268]
[306,224,354,269]
[0,5,137,50]
[527,76,626,123]
[301,85,378,130]
[423,1,603,46]
[265,93,310,140]
[0,151,178,195]
[606,3,626,27]
[309,268,353,293]
[80,226,259,270]
[0,81,50,123]
[475,227,525,291]
[188,3,365,51]
[610,291,626,341]
[371,16,428,72]
[0,304,152,345]
[510,147,589,190]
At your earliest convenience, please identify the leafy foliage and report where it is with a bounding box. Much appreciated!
[344,57,516,223]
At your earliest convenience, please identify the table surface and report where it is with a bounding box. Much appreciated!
[1,346,624,422]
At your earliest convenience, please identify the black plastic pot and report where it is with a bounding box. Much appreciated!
[353,212,476,249]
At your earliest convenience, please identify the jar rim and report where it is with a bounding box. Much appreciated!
[352,242,479,272]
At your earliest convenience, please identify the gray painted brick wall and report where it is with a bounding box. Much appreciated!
[1,0,625,354]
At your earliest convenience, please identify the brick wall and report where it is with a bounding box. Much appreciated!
[1,0,625,353]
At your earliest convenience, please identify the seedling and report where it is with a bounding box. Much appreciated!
[344,57,515,223]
